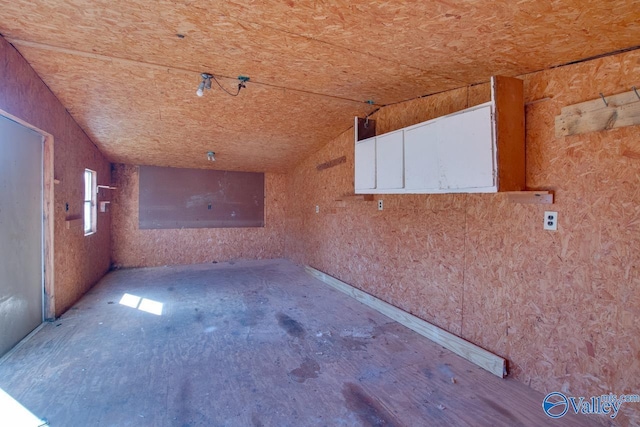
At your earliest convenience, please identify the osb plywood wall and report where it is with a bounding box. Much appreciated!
[286,50,640,425]
[111,165,285,267]
[0,36,112,316]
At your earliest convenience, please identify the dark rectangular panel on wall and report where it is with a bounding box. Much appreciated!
[139,166,264,229]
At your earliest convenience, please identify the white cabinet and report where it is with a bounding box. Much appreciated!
[375,131,404,190]
[404,117,440,191]
[354,137,376,190]
[354,76,524,194]
[434,105,495,191]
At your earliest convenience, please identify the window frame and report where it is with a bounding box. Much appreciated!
[84,168,97,236]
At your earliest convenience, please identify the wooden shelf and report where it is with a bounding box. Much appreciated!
[65,215,82,229]
[335,194,374,202]
[507,191,554,204]
[97,185,117,193]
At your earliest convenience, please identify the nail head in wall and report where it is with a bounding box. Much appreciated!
[316,156,346,171]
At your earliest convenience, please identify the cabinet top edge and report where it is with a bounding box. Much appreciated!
[355,101,494,145]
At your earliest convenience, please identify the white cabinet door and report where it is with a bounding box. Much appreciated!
[375,131,404,190]
[404,123,439,190]
[437,106,495,190]
[354,103,497,194]
[354,137,376,191]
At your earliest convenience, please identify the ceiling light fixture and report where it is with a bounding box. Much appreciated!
[196,73,250,97]
[207,151,216,161]
[196,73,213,97]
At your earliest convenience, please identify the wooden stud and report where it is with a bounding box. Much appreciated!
[305,266,507,378]
[555,89,640,137]
[492,76,525,192]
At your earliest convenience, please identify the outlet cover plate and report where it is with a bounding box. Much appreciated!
[544,211,558,231]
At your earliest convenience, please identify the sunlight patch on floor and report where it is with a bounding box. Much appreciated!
[119,293,163,315]
[0,388,47,426]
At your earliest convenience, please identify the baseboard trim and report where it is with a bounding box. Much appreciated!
[305,266,507,378]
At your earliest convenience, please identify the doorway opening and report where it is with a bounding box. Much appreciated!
[0,109,54,358]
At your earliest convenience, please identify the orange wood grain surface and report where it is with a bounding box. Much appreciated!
[110,165,286,268]
[0,37,112,316]
[285,49,640,426]
[0,1,638,172]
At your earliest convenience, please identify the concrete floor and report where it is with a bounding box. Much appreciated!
[0,260,600,426]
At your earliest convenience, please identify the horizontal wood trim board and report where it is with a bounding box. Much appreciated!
[317,156,347,171]
[305,266,507,378]
[506,191,554,204]
[555,89,640,137]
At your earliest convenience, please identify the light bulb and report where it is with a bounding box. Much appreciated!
[196,80,205,97]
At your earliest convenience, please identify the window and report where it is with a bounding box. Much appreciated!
[84,169,97,235]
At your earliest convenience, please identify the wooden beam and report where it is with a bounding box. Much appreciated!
[555,89,640,137]
[305,266,507,378]
[492,76,525,192]
[507,191,554,204]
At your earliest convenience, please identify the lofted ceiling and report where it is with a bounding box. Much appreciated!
[1,1,639,172]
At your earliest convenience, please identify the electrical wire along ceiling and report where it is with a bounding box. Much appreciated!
[0,0,638,172]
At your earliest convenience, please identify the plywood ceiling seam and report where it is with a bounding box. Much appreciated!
[2,0,638,171]
[548,43,640,70]
[7,37,382,107]
[225,15,471,88]
[152,0,473,86]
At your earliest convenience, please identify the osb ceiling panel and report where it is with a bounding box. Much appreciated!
[1,0,639,172]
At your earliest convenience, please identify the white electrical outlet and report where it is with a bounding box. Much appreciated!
[315,205,319,214]
[544,211,558,231]
[378,200,384,211]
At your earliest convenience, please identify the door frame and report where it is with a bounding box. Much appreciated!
[0,108,55,320]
